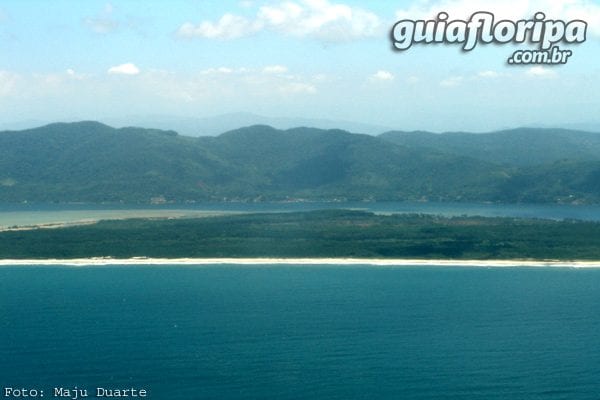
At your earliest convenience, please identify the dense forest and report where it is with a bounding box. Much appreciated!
[1,122,600,203]
[1,210,599,260]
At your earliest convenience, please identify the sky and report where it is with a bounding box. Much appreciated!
[0,0,599,132]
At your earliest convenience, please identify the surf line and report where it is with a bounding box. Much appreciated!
[1,258,600,268]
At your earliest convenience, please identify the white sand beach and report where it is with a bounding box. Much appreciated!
[1,257,599,268]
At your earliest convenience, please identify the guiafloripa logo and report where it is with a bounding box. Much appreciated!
[391,12,587,65]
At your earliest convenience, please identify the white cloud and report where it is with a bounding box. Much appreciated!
[258,0,381,41]
[263,65,288,74]
[199,65,290,76]
[177,0,381,42]
[177,14,262,39]
[370,70,395,81]
[478,70,499,78]
[0,8,9,23]
[107,63,140,75]
[279,82,317,94]
[312,73,329,82]
[395,0,600,37]
[138,66,318,101]
[531,0,600,37]
[406,76,420,84]
[84,16,118,33]
[0,70,20,97]
[476,70,513,80]
[526,66,558,78]
[84,3,119,34]
[396,0,528,21]
[0,66,322,121]
[200,67,242,75]
[440,76,463,87]
[0,70,86,100]
[65,69,89,81]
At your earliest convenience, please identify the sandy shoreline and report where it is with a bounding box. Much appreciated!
[0,220,99,232]
[0,210,239,232]
[1,257,600,268]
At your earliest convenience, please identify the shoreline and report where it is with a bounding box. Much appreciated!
[1,257,600,268]
[0,210,240,232]
[0,220,99,232]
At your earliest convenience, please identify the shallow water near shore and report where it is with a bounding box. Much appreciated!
[1,265,599,399]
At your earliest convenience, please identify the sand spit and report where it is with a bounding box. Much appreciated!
[1,257,600,268]
[0,220,98,232]
[0,210,240,232]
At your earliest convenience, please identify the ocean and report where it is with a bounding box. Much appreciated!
[1,265,599,399]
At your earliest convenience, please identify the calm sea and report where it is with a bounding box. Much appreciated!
[1,266,599,399]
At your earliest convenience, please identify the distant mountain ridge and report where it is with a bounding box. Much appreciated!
[103,112,393,136]
[379,128,600,166]
[1,121,600,204]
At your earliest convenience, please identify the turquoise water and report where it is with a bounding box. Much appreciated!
[1,266,599,399]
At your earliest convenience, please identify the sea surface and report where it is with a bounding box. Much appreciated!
[2,201,600,229]
[1,265,599,400]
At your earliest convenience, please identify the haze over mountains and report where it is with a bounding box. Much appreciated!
[4,113,598,137]
[1,121,600,204]
[0,113,393,137]
[105,113,395,137]
[381,128,600,167]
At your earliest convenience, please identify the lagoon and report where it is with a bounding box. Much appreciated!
[2,201,600,230]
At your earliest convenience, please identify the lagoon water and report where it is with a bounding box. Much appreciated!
[2,201,600,229]
[1,265,600,399]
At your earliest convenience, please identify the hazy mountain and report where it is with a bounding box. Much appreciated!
[2,122,600,204]
[0,122,231,202]
[491,160,600,203]
[104,112,392,136]
[535,122,600,134]
[197,125,505,201]
[0,119,50,131]
[380,128,600,166]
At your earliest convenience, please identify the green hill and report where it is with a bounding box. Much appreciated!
[490,160,600,203]
[0,122,230,202]
[379,128,600,167]
[1,122,600,203]
[199,125,506,201]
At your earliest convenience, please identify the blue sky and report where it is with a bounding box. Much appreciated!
[0,0,599,132]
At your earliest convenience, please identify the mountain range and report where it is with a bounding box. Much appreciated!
[1,121,600,204]
[0,113,392,137]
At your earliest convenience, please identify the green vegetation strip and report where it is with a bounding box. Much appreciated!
[1,210,599,260]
